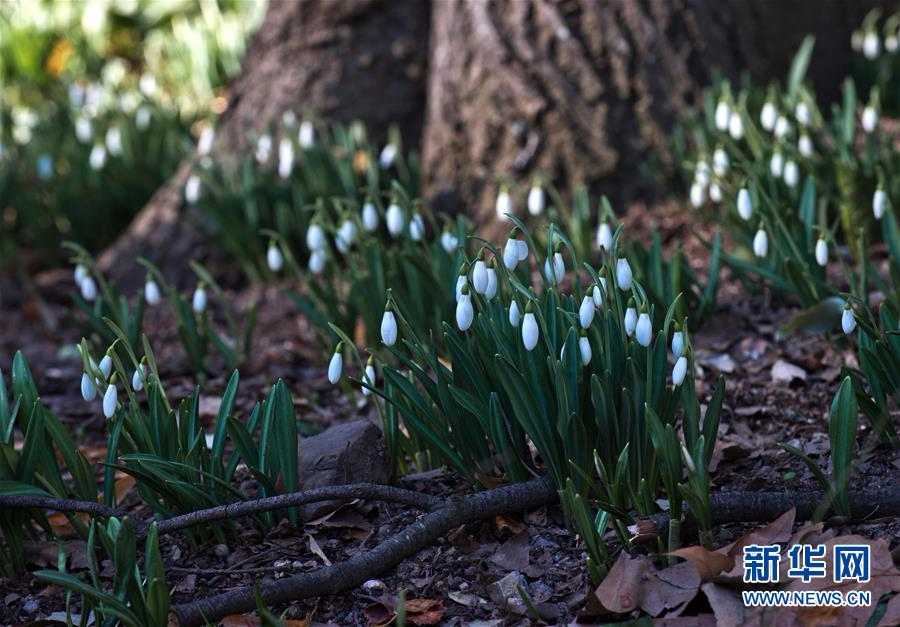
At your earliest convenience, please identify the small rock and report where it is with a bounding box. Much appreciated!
[214,544,230,559]
[771,359,807,384]
[488,571,527,615]
[22,599,39,614]
[363,579,385,593]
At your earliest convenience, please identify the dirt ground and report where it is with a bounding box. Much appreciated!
[1,202,899,625]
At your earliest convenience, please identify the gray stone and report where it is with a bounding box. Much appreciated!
[488,571,527,615]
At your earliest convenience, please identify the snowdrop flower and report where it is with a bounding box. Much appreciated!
[509,300,521,327]
[774,115,790,140]
[886,34,898,53]
[760,101,776,131]
[862,105,878,133]
[81,372,97,401]
[105,127,122,156]
[185,174,201,204]
[873,187,886,220]
[381,304,398,346]
[328,343,343,384]
[863,30,880,59]
[798,133,813,157]
[74,264,88,286]
[769,150,784,177]
[635,310,652,347]
[672,355,688,387]
[102,379,118,418]
[144,277,161,305]
[440,231,458,254]
[192,284,207,314]
[409,213,425,241]
[522,303,539,351]
[132,362,147,392]
[495,186,513,220]
[455,264,468,302]
[713,148,729,177]
[794,102,811,127]
[197,127,215,156]
[386,202,404,238]
[485,260,498,300]
[278,137,295,178]
[671,324,685,358]
[841,303,857,335]
[336,219,358,253]
[714,99,730,131]
[362,202,379,232]
[616,256,632,291]
[255,134,272,163]
[815,236,828,267]
[624,299,637,336]
[472,252,488,294]
[753,226,769,258]
[89,144,106,170]
[299,121,315,148]
[379,143,397,169]
[596,222,613,251]
[852,30,863,52]
[308,249,326,274]
[737,187,753,221]
[75,116,92,143]
[709,182,723,203]
[578,334,592,366]
[695,159,711,186]
[456,285,474,331]
[306,223,326,251]
[728,112,744,140]
[135,106,151,130]
[267,241,284,272]
[579,294,595,329]
[99,353,112,380]
[362,358,376,396]
[503,234,521,270]
[689,181,705,208]
[544,251,565,285]
[592,279,606,308]
[527,182,545,215]
[783,160,799,188]
[80,276,98,301]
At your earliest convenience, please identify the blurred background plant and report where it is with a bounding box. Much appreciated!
[0,0,266,267]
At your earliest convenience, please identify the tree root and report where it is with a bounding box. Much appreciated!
[168,477,557,626]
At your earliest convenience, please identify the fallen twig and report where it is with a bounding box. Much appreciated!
[169,476,557,626]
[0,494,121,519]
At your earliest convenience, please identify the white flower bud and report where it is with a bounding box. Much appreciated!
[527,184,545,215]
[192,285,207,314]
[596,222,613,251]
[798,134,813,157]
[517,240,528,261]
[592,281,605,308]
[715,100,730,131]
[75,116,92,143]
[774,116,790,140]
[102,382,118,418]
[267,243,284,272]
[185,174,201,204]
[485,267,498,300]
[409,214,425,242]
[522,311,539,351]
[362,362,376,396]
[671,330,684,358]
[440,231,458,254]
[362,202,379,232]
[306,224,326,251]
[386,203,404,238]
[309,249,326,274]
[89,143,106,170]
[635,312,652,347]
[690,181,705,208]
[695,160,710,186]
[770,151,784,177]
[80,276,98,301]
[456,292,474,331]
[81,372,97,401]
[862,106,878,133]
[815,237,828,267]
[713,148,729,176]
[783,160,798,188]
[873,188,886,220]
[886,34,898,53]
[728,113,744,140]
[495,188,513,221]
[381,310,398,346]
[795,102,811,126]
[335,219,358,253]
[737,187,753,221]
[105,127,122,156]
[132,364,146,392]
[672,356,688,386]
[579,295,595,329]
[503,238,520,270]
[455,274,467,302]
[144,279,161,305]
[278,137,294,178]
[472,259,488,294]
[98,354,112,380]
[842,305,857,335]
[578,336,592,366]
[298,121,315,148]
[543,252,565,284]
[709,182,723,203]
[760,102,776,131]
[255,134,272,163]
[197,127,215,156]
[863,31,880,59]
[624,306,637,336]
[328,350,343,384]
[509,301,521,327]
[616,257,633,291]
[753,227,769,258]
[74,264,88,286]
[379,144,397,169]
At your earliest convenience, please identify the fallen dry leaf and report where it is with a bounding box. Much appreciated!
[667,545,734,582]
[771,359,807,383]
[494,514,525,535]
[405,598,444,625]
[640,561,700,616]
[595,553,651,613]
[363,600,394,627]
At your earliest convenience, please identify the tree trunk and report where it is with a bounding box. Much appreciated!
[101,0,887,281]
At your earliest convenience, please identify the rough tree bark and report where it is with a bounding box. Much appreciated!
[101,0,887,277]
